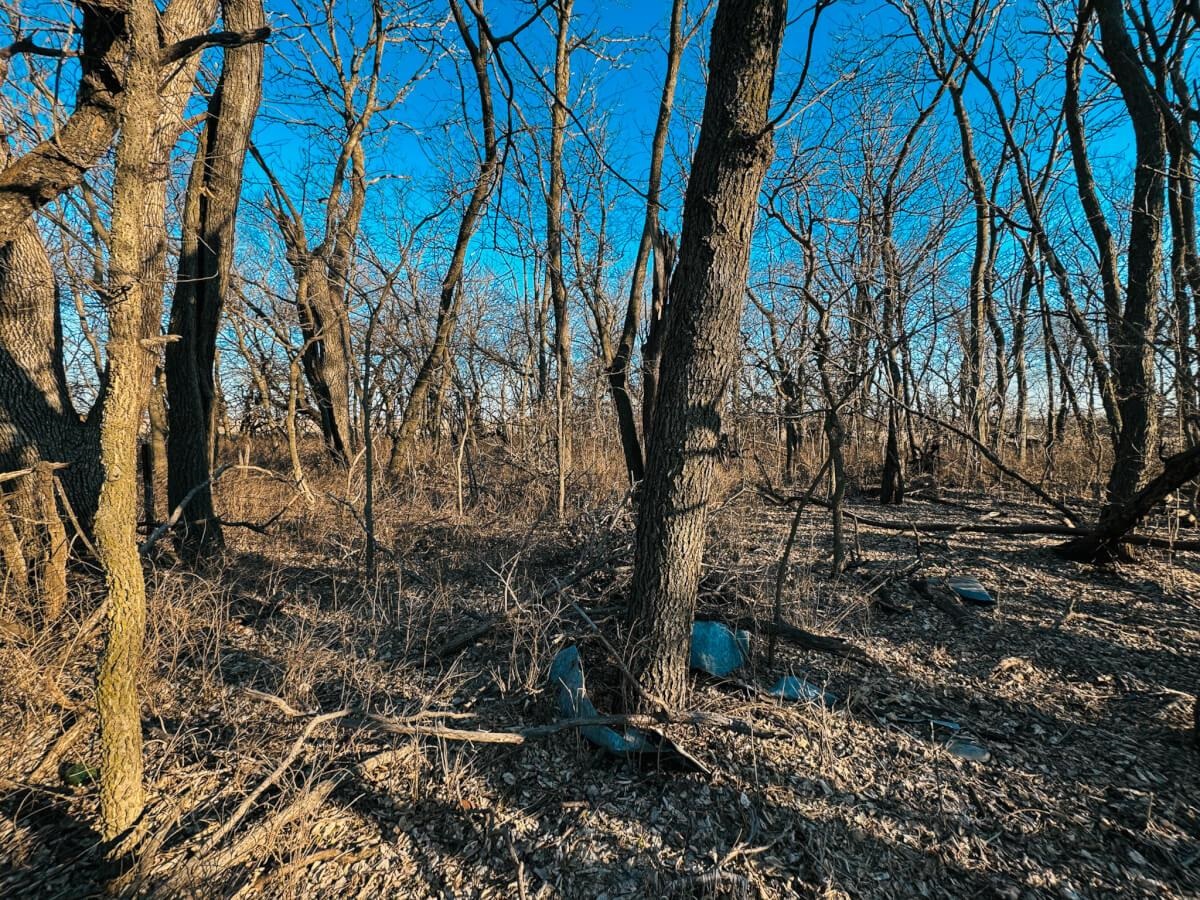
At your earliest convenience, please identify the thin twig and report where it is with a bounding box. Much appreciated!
[200,708,348,853]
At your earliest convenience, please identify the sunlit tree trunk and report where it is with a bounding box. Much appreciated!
[626,0,787,710]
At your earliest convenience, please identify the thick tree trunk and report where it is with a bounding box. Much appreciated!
[296,270,356,466]
[165,0,264,557]
[1058,443,1200,561]
[1091,0,1166,518]
[625,0,786,711]
[0,4,127,244]
[0,219,101,526]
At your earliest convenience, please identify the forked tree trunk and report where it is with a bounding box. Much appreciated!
[625,0,787,711]
[165,0,264,557]
[605,0,686,484]
[1059,443,1200,561]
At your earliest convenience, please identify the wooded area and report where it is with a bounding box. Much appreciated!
[0,0,1197,896]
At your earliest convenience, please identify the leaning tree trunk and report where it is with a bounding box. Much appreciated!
[165,0,264,558]
[1059,442,1200,561]
[391,0,498,470]
[625,0,787,711]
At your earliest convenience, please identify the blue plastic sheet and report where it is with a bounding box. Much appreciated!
[689,621,750,677]
[947,575,995,606]
[767,675,838,707]
[548,646,651,754]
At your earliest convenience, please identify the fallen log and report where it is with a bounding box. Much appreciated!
[244,689,789,743]
[1057,443,1200,562]
[759,484,1200,553]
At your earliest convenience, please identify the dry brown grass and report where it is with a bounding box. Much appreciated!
[1,425,1197,897]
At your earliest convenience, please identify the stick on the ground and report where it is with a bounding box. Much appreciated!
[200,707,348,853]
[140,464,233,554]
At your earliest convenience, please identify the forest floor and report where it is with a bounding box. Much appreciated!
[1,466,1198,898]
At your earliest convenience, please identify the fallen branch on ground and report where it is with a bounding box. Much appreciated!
[730,616,865,660]
[758,485,1200,552]
[244,689,789,743]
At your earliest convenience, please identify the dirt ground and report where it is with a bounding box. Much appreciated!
[1,473,1197,898]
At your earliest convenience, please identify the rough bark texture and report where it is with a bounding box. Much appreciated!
[0,218,100,525]
[0,3,127,245]
[626,0,786,711]
[95,0,161,843]
[166,0,265,556]
[94,0,227,845]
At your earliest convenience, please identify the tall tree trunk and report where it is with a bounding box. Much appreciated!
[605,0,686,484]
[625,0,786,711]
[947,84,992,449]
[548,0,573,520]
[391,0,498,470]
[94,0,163,844]
[1090,0,1166,524]
[165,0,265,557]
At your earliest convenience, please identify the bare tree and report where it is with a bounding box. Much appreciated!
[625,0,789,710]
[390,0,500,469]
[166,0,266,557]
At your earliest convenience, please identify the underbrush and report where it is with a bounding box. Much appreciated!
[1,425,1197,897]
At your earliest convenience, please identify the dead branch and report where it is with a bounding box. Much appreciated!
[244,689,787,744]
[200,708,348,854]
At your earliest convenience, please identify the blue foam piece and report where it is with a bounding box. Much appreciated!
[689,621,750,677]
[947,575,995,606]
[945,737,991,762]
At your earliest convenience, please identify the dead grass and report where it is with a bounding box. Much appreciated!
[1,431,1197,898]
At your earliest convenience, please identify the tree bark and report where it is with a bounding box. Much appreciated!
[605,0,686,484]
[166,0,265,557]
[1090,0,1167,519]
[548,0,573,521]
[94,0,163,844]
[625,0,786,711]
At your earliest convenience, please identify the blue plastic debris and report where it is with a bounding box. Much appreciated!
[768,675,838,707]
[945,737,991,762]
[947,575,996,607]
[689,621,750,677]
[548,646,650,754]
[547,646,710,774]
